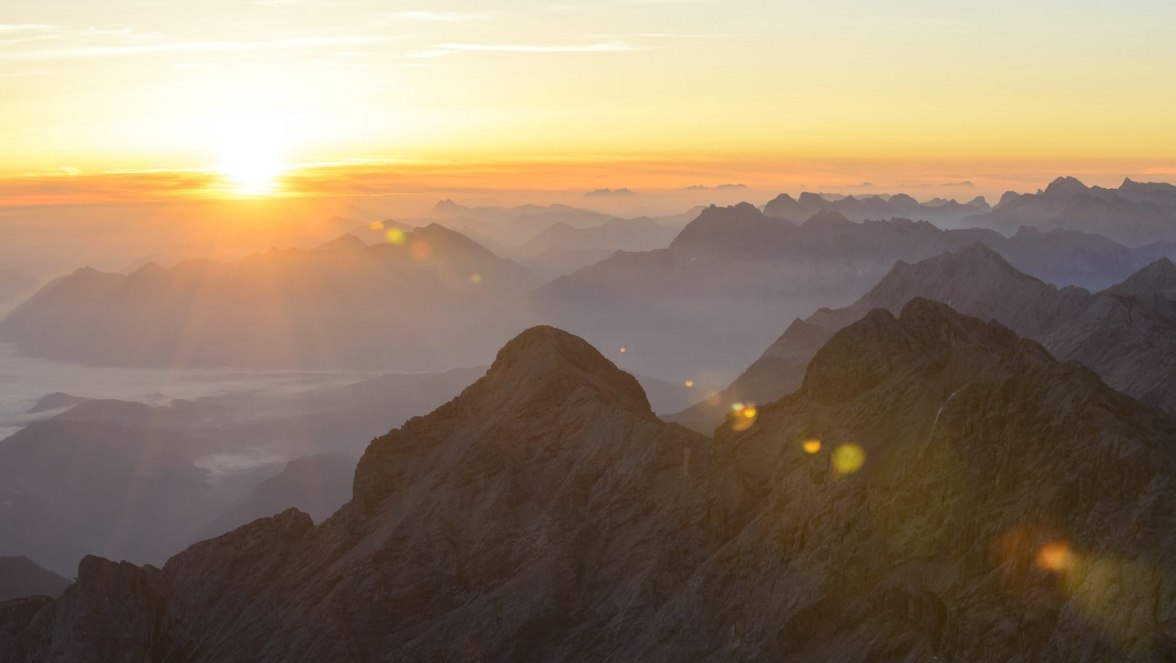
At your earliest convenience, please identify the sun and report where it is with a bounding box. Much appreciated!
[215,123,287,196]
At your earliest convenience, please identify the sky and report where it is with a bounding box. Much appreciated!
[2,0,1175,205]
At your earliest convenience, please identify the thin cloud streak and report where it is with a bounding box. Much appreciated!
[432,41,652,54]
[390,11,491,23]
[0,34,389,62]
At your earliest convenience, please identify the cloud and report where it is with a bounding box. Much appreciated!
[585,187,636,197]
[941,180,975,187]
[0,33,387,62]
[682,183,747,191]
[432,41,650,54]
[390,11,490,23]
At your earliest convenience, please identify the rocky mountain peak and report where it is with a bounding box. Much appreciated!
[802,298,1024,402]
[669,202,781,250]
[480,325,653,416]
[1044,176,1090,196]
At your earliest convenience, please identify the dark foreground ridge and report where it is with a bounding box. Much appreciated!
[6,315,1176,661]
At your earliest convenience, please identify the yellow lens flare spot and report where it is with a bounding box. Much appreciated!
[215,122,286,196]
[369,220,385,231]
[832,443,866,475]
[683,379,695,388]
[470,272,483,284]
[803,439,822,454]
[730,403,758,431]
[619,347,627,353]
[1036,541,1075,572]
[385,228,406,245]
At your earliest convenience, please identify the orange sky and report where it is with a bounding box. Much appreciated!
[3,1,1175,206]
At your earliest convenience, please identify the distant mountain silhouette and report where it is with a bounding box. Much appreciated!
[764,190,990,226]
[0,367,483,574]
[0,226,539,369]
[10,314,1176,659]
[674,244,1176,432]
[532,204,1176,381]
[517,246,613,280]
[517,217,678,257]
[193,453,355,541]
[0,556,70,601]
[966,177,1176,245]
[0,267,36,308]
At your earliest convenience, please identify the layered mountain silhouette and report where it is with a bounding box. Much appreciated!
[0,557,70,602]
[7,311,1176,659]
[764,190,990,226]
[674,244,1176,432]
[517,217,679,257]
[0,367,484,574]
[0,267,36,309]
[966,177,1176,246]
[0,226,538,369]
[533,203,1176,380]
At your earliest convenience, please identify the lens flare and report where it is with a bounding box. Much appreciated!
[369,220,385,231]
[684,379,695,388]
[410,240,432,259]
[832,443,866,475]
[803,439,822,454]
[730,403,758,431]
[385,228,406,245]
[1036,541,1074,572]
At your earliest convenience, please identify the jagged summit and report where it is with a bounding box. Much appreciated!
[669,202,783,250]
[429,199,466,216]
[802,298,1033,403]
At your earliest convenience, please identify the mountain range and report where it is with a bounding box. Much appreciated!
[0,366,486,574]
[6,308,1176,659]
[965,177,1176,246]
[673,243,1176,432]
[764,190,991,226]
[532,202,1176,380]
[0,225,537,370]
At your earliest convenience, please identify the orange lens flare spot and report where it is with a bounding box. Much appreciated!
[410,239,432,259]
[803,439,822,454]
[369,220,385,231]
[1036,541,1074,572]
[832,443,865,475]
[619,347,627,353]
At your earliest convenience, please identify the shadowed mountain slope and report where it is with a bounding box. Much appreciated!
[673,244,1176,432]
[8,315,1176,660]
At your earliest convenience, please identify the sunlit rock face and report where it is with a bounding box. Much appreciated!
[7,312,1176,661]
